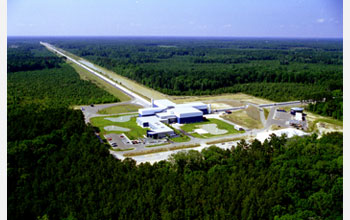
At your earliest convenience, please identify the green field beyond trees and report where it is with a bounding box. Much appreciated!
[7,37,343,220]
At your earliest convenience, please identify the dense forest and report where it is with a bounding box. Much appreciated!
[8,107,343,220]
[7,38,120,107]
[48,37,343,119]
[8,38,343,220]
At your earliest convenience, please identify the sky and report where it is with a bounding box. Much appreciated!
[8,0,343,38]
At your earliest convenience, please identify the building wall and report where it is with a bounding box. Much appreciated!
[200,109,209,114]
[178,116,203,124]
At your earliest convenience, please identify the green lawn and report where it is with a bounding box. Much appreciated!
[169,127,191,142]
[90,115,147,140]
[181,118,243,138]
[97,104,142,114]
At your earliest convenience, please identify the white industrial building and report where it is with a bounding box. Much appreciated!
[136,116,175,139]
[137,99,210,139]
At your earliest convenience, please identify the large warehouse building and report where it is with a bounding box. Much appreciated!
[137,99,210,139]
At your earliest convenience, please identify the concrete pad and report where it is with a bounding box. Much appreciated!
[105,115,133,122]
[199,124,228,135]
[194,128,209,134]
[104,126,130,132]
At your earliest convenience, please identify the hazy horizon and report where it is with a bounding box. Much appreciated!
[8,0,343,38]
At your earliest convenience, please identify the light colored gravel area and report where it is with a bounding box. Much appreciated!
[104,126,130,132]
[194,128,209,134]
[199,124,228,135]
[104,115,133,122]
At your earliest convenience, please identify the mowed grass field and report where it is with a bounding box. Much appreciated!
[181,118,243,138]
[97,104,142,114]
[222,109,263,129]
[90,115,147,140]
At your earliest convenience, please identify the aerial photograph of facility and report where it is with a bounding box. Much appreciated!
[4,0,344,219]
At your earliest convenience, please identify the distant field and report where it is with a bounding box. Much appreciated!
[222,109,263,129]
[97,104,142,114]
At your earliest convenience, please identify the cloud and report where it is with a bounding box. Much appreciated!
[316,18,325,23]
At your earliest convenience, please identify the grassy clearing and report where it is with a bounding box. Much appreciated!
[171,135,191,142]
[169,128,191,142]
[305,111,343,133]
[222,109,263,129]
[171,93,273,105]
[124,144,201,157]
[68,61,131,102]
[246,105,261,121]
[263,108,270,120]
[181,118,242,138]
[97,104,142,114]
[90,115,148,140]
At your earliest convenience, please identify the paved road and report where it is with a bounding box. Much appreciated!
[40,42,151,107]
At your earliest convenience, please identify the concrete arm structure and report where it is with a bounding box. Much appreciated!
[40,42,151,107]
